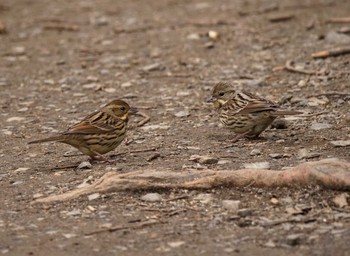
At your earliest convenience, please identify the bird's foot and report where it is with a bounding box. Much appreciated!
[90,155,117,164]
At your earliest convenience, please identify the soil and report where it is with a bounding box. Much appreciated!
[1,0,350,255]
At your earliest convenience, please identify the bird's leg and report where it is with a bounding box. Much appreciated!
[90,152,116,163]
[229,130,252,143]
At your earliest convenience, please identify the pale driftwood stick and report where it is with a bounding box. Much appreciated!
[34,159,350,203]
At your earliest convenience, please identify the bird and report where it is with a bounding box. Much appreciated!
[208,82,301,142]
[28,99,137,162]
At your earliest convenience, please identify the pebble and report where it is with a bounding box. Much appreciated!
[310,122,332,130]
[207,30,220,40]
[250,148,262,156]
[297,148,320,160]
[270,198,280,205]
[14,167,30,173]
[62,233,77,239]
[141,124,170,131]
[167,241,185,248]
[32,193,44,199]
[88,193,100,201]
[66,209,81,216]
[193,193,213,204]
[141,193,162,202]
[187,33,200,40]
[174,110,190,118]
[333,193,348,208]
[325,31,350,44]
[237,208,253,217]
[6,117,25,122]
[330,140,350,147]
[77,161,92,169]
[269,153,283,159]
[121,81,133,88]
[141,63,164,72]
[12,46,26,55]
[217,159,231,165]
[189,155,218,164]
[285,234,305,246]
[222,200,241,212]
[243,162,270,170]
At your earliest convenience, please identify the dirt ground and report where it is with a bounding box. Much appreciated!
[1,0,350,255]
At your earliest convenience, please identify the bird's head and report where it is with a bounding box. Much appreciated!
[104,99,138,120]
[207,82,236,109]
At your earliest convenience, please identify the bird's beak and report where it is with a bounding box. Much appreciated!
[128,107,138,115]
[207,96,214,103]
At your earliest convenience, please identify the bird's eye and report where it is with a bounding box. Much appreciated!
[219,92,225,96]
[120,107,126,111]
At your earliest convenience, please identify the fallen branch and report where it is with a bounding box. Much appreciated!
[284,60,322,75]
[312,47,350,58]
[34,159,350,203]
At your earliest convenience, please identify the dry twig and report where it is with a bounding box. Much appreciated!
[312,47,350,58]
[326,17,350,23]
[284,60,321,75]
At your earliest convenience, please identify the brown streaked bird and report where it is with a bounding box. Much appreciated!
[28,99,137,162]
[208,82,301,142]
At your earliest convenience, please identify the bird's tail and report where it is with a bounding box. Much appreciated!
[28,136,62,144]
[271,110,302,116]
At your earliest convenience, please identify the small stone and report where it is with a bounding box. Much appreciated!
[174,110,190,118]
[141,193,162,202]
[66,209,81,216]
[77,161,92,169]
[237,208,253,217]
[310,122,332,130]
[243,162,270,170]
[222,200,241,212]
[271,119,288,129]
[204,42,215,49]
[141,124,170,131]
[207,30,220,40]
[330,140,350,147]
[269,153,283,159]
[82,83,101,90]
[187,33,200,40]
[193,193,213,204]
[167,241,185,248]
[325,31,350,44]
[189,155,218,164]
[121,81,133,88]
[217,159,231,165]
[264,240,276,248]
[285,234,305,246]
[6,117,25,122]
[44,79,55,85]
[297,148,320,159]
[104,87,116,93]
[33,193,44,199]
[250,149,262,156]
[12,46,26,55]
[333,193,348,208]
[141,63,164,72]
[88,193,100,201]
[270,198,280,205]
[14,167,30,173]
[62,233,77,239]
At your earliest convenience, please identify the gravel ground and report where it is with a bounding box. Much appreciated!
[0,0,349,255]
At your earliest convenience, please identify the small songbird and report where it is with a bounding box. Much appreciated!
[28,99,137,162]
[208,82,301,142]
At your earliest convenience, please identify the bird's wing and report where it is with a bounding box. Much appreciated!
[64,111,123,134]
[237,100,278,114]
